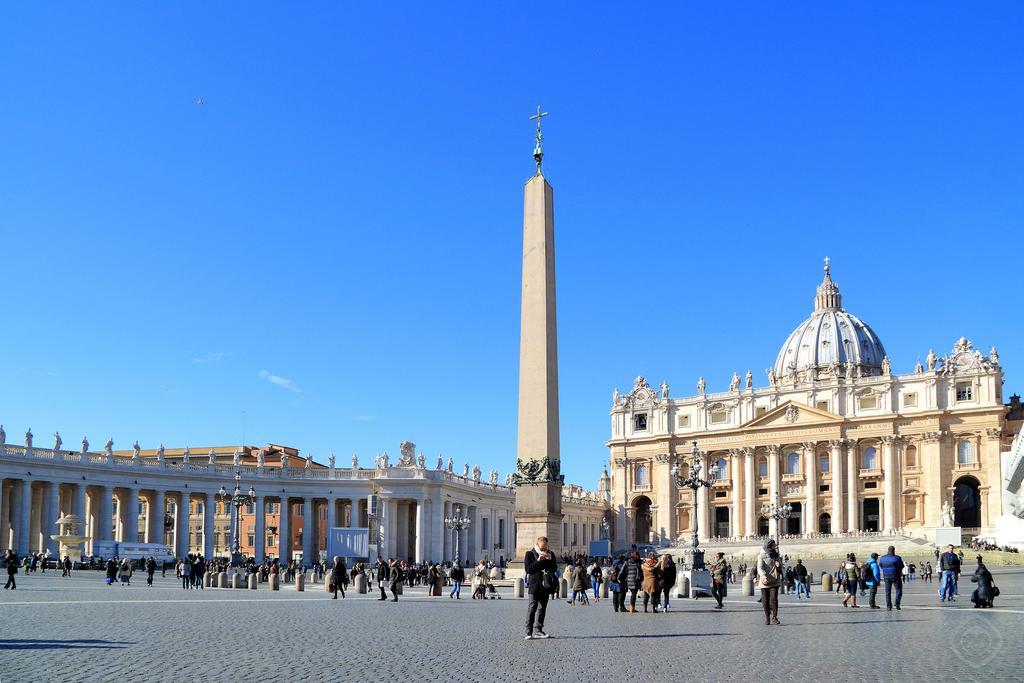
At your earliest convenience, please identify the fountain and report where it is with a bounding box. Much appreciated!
[49,513,91,562]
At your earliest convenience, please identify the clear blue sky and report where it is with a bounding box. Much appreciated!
[2,3,1022,487]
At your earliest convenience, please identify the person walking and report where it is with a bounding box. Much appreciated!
[863,553,882,609]
[105,557,118,585]
[145,557,157,587]
[589,561,603,604]
[376,559,390,601]
[792,559,810,601]
[610,557,626,613]
[660,555,677,612]
[924,561,933,583]
[330,556,347,599]
[939,544,961,602]
[472,559,490,600]
[62,555,72,577]
[387,558,401,602]
[841,554,860,608]
[179,557,192,589]
[568,559,589,605]
[449,561,465,599]
[524,536,557,640]
[878,545,905,611]
[3,549,18,590]
[640,554,661,613]
[756,539,782,625]
[710,552,728,609]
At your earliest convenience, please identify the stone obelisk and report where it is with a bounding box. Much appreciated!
[513,106,564,560]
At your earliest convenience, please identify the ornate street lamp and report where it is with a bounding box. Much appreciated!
[215,471,255,567]
[444,505,471,565]
[671,441,719,569]
[760,498,793,550]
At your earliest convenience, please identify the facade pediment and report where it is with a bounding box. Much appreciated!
[740,400,842,431]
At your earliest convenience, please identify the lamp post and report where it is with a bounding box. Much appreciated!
[671,441,719,569]
[445,505,471,565]
[760,499,793,551]
[215,471,255,567]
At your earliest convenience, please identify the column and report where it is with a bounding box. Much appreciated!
[881,436,897,531]
[730,450,743,538]
[415,500,426,563]
[847,441,858,531]
[396,502,409,561]
[830,440,845,534]
[301,497,313,565]
[125,488,140,545]
[803,442,817,535]
[17,479,32,555]
[431,499,444,563]
[45,481,61,556]
[0,481,9,549]
[279,497,291,561]
[743,448,755,538]
[175,493,190,558]
[99,485,113,542]
[202,492,215,558]
[654,453,674,544]
[29,486,41,552]
[442,502,452,561]
[228,495,239,556]
[253,496,265,561]
[152,490,166,546]
[767,446,781,539]
[349,499,359,528]
[385,499,398,559]
[326,497,337,530]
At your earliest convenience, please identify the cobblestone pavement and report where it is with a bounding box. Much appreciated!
[2,569,1023,682]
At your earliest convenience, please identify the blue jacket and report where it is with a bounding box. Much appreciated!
[864,558,882,585]
[878,553,905,579]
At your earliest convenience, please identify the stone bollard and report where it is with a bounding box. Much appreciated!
[742,575,754,596]
[295,574,305,592]
[821,572,833,592]
[679,576,690,598]
[204,572,212,588]
[355,574,367,594]
[513,578,524,598]
[270,574,280,591]
[600,581,609,599]
[559,578,568,599]
[230,573,241,589]
[248,574,258,590]
[217,572,228,588]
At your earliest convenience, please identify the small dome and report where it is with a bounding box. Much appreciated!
[773,261,887,381]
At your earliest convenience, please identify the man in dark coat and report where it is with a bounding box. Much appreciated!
[387,558,401,602]
[376,559,390,601]
[710,552,728,608]
[970,557,996,608]
[524,536,557,640]
[330,556,347,599]
[3,549,18,590]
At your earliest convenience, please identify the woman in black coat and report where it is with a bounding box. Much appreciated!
[970,559,996,608]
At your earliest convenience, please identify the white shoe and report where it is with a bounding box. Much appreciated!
[524,634,534,640]
[534,630,550,639]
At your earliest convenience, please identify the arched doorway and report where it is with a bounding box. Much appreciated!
[786,502,802,535]
[819,512,831,535]
[633,496,652,544]
[862,498,880,531]
[953,477,982,528]
[714,507,730,538]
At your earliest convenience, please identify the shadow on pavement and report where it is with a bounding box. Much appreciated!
[0,639,134,650]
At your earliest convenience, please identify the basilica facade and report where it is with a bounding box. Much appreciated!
[608,263,1020,549]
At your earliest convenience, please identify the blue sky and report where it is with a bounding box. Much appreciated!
[2,3,1022,486]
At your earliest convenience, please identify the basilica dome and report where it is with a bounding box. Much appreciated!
[772,263,887,381]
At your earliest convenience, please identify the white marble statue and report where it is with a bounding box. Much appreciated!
[398,441,416,467]
[990,346,1000,364]
[941,500,954,527]
[132,440,141,460]
[104,437,114,454]
[305,454,312,471]
[729,372,740,392]
[489,469,498,485]
[882,356,891,375]
[417,453,426,469]
[436,454,444,470]
[505,473,513,487]
[660,381,669,400]
[257,449,265,468]
[208,448,216,465]
[381,452,390,468]
[696,377,706,394]
[766,367,777,386]
[915,360,924,374]
[156,443,165,464]
[81,436,89,454]
[328,453,335,469]
[472,465,481,482]
[352,453,359,469]
[745,370,753,389]
[25,428,33,449]
[0,424,5,446]
[53,431,62,452]
[447,457,454,473]
[613,388,620,405]
[374,454,382,469]
[281,453,290,469]
[233,448,242,467]
[463,463,470,478]
[926,349,937,371]
[182,446,190,463]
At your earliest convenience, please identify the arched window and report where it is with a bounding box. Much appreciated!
[958,440,975,465]
[758,458,768,478]
[905,445,918,468]
[863,446,878,469]
[786,451,800,475]
[636,463,650,487]
[715,458,727,480]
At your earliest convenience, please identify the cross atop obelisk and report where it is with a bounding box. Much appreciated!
[529,105,549,175]
[513,105,563,561]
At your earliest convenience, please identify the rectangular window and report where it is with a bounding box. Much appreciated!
[246,533,255,546]
[819,484,830,492]
[816,400,829,412]
[267,534,276,547]
[758,487,768,496]
[756,406,768,417]
[633,413,648,431]
[246,502,255,514]
[710,411,728,424]
[563,522,568,541]
[865,481,878,489]
[573,524,578,546]
[677,414,690,428]
[498,519,506,548]
[956,383,973,402]
[904,392,918,408]
[819,455,829,473]
[715,491,727,498]
[758,461,768,478]
[859,395,878,410]
[196,502,204,514]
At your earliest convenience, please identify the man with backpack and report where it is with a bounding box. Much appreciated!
[524,536,557,640]
[877,545,905,610]
[863,553,882,608]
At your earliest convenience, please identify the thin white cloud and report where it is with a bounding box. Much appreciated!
[258,370,302,393]
[193,351,232,364]
[354,415,376,421]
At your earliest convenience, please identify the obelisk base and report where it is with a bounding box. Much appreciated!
[507,481,563,580]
